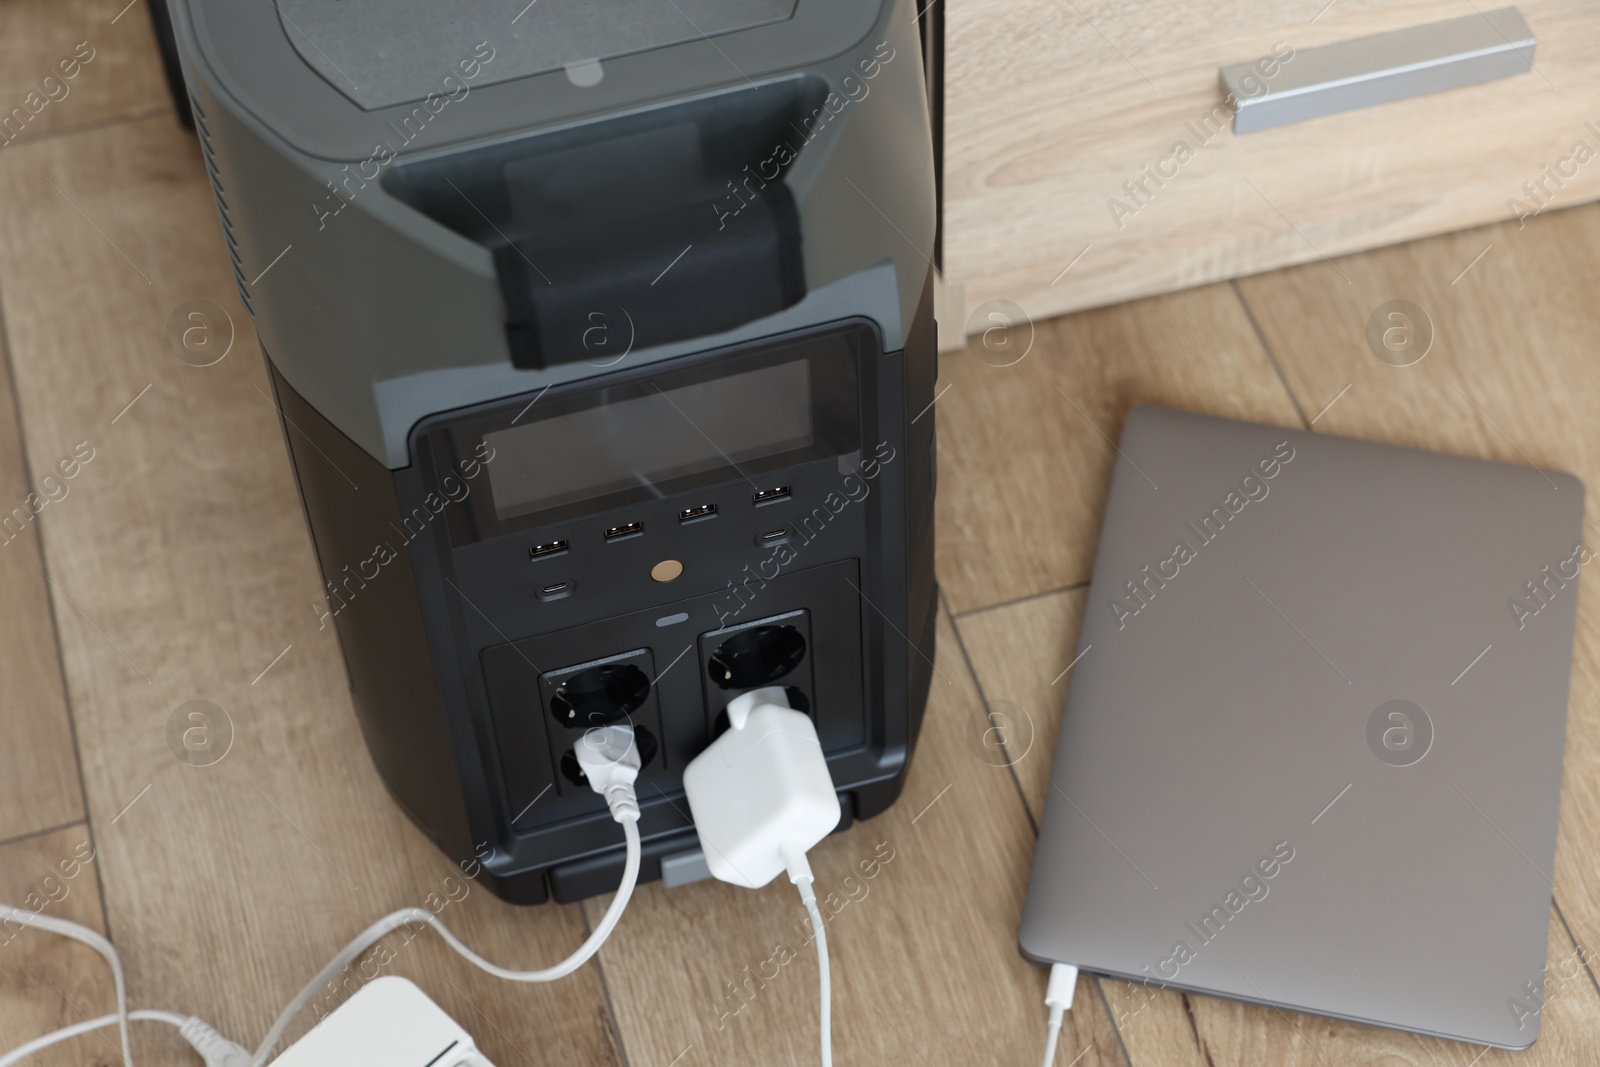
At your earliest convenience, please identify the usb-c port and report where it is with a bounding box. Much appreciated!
[604,522,644,542]
[679,503,718,524]
[753,486,791,506]
[530,540,569,560]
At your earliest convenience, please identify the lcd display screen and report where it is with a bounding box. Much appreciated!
[432,326,865,542]
[483,360,812,522]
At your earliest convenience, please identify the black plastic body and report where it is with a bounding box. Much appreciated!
[494,182,806,370]
[270,275,937,903]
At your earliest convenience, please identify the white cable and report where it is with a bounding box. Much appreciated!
[795,878,832,1067]
[0,1011,247,1067]
[5,726,646,1067]
[0,905,132,1067]
[782,843,831,1067]
[0,1011,183,1067]
[250,817,640,1065]
[1040,963,1078,1067]
[684,690,839,1067]
[1041,1007,1063,1067]
[252,724,645,1067]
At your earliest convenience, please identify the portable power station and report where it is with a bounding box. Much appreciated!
[166,0,939,903]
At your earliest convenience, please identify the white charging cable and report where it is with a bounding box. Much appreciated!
[682,686,842,1067]
[781,842,833,1067]
[1,724,645,1067]
[251,723,643,1066]
[1039,962,1079,1067]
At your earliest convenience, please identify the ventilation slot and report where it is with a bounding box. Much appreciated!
[190,94,252,316]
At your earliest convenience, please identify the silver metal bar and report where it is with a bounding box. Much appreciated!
[661,848,711,888]
[1222,7,1535,134]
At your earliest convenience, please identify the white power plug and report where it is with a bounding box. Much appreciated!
[682,686,841,888]
[573,723,643,824]
[683,686,841,1067]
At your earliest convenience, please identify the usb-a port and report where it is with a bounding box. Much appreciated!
[678,502,718,524]
[753,486,791,506]
[604,522,644,542]
[530,539,569,560]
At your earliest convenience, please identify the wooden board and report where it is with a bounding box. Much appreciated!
[0,0,170,147]
[941,0,1600,339]
[0,824,123,1067]
[952,586,1088,819]
[932,281,1301,613]
[0,326,82,843]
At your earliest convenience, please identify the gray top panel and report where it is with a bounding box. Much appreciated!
[1021,407,1582,1049]
[277,0,798,110]
[186,0,879,161]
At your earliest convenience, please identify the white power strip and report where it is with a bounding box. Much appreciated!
[271,976,495,1067]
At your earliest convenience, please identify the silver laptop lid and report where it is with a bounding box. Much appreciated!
[1020,406,1583,1049]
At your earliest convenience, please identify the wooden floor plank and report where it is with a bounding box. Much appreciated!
[0,334,82,842]
[1235,203,1600,1010]
[0,0,170,148]
[0,114,622,1067]
[933,283,1302,614]
[953,587,1088,821]
[582,609,1130,1067]
[0,824,155,1067]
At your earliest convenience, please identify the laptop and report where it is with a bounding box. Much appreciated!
[1020,406,1584,1049]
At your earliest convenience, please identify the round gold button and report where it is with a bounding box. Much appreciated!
[650,559,684,582]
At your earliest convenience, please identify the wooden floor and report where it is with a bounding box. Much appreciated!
[2,7,1600,1067]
